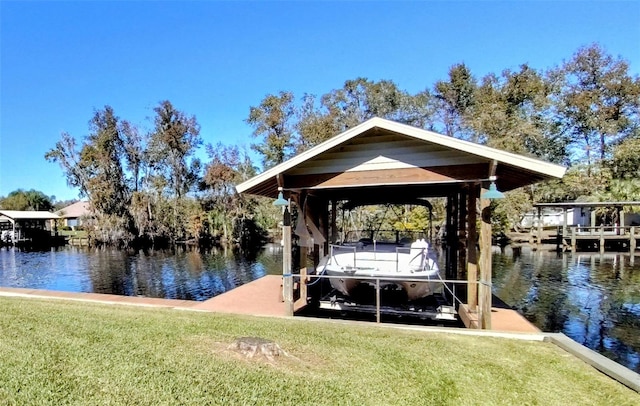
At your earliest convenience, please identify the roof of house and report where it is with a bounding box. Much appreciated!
[0,210,60,220]
[56,201,92,218]
[236,117,567,201]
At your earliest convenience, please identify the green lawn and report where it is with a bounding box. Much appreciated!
[57,229,88,238]
[0,297,637,405]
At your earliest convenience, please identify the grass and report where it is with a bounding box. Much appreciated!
[57,230,88,238]
[0,297,637,405]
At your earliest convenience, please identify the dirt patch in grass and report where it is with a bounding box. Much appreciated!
[182,335,328,376]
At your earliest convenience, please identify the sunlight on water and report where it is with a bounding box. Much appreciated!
[493,247,640,373]
[0,244,282,302]
[2,243,639,373]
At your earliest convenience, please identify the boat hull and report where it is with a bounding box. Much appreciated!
[317,245,442,301]
[325,270,441,301]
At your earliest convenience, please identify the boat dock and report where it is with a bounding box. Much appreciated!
[458,303,539,332]
[531,202,640,253]
[0,275,537,332]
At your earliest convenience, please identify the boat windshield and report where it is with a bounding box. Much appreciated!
[342,230,429,246]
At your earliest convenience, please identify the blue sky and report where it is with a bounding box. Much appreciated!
[1,1,639,202]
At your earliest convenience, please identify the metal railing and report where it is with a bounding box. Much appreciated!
[564,225,638,237]
[291,271,488,323]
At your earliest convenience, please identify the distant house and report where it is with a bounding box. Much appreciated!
[520,202,640,233]
[530,202,640,229]
[56,201,92,229]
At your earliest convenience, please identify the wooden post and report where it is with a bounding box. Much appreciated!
[376,278,381,323]
[478,194,492,329]
[445,195,451,278]
[445,195,457,279]
[562,208,568,238]
[330,200,338,244]
[600,225,605,254]
[467,185,478,311]
[299,265,307,304]
[282,206,294,316]
[299,243,308,303]
[452,192,459,279]
[571,227,576,252]
[458,189,468,280]
[536,206,543,248]
[319,200,330,256]
[630,226,636,253]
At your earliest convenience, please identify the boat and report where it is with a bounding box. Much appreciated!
[316,236,442,301]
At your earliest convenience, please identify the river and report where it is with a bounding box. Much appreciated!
[1,244,639,373]
[0,244,283,301]
[492,246,640,373]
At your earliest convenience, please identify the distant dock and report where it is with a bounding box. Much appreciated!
[529,226,639,253]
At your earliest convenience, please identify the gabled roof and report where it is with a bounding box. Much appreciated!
[56,201,92,218]
[0,210,60,221]
[236,117,566,201]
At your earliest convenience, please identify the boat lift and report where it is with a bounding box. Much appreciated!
[303,272,460,324]
[317,291,457,322]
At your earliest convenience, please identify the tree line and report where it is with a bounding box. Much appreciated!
[246,44,639,234]
[3,43,636,246]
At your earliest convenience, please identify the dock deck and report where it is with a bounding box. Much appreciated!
[458,303,540,333]
[190,275,307,316]
[0,275,538,333]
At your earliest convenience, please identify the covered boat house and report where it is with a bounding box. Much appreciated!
[0,210,61,246]
[236,117,566,328]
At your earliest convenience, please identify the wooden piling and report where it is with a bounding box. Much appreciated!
[478,195,492,330]
[282,208,293,317]
[467,185,478,310]
[375,278,381,323]
[299,266,307,304]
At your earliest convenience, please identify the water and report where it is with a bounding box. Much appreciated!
[1,244,639,373]
[492,246,640,373]
[0,244,283,301]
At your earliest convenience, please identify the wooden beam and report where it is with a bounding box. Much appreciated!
[446,195,454,279]
[331,200,338,243]
[282,205,294,317]
[450,192,459,279]
[285,164,489,189]
[467,184,478,310]
[299,262,307,304]
[537,206,543,248]
[478,193,492,329]
[458,189,468,280]
[488,159,498,178]
[320,199,329,256]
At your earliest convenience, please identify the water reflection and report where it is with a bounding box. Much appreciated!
[493,248,640,373]
[0,244,283,302]
[2,244,639,373]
